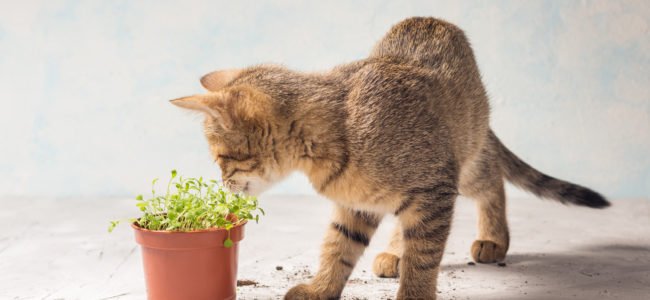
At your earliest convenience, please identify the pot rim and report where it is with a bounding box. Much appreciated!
[131,219,248,234]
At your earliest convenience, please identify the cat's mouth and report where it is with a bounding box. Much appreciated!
[225,179,259,196]
[225,174,278,196]
[224,179,247,193]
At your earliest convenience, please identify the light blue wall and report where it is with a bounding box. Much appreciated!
[1,1,648,198]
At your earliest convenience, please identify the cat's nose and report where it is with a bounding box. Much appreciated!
[223,179,244,193]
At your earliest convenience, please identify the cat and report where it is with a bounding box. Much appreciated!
[171,17,608,300]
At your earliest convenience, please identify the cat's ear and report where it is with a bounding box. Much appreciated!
[170,93,234,129]
[200,69,242,91]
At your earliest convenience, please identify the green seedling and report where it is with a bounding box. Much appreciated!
[109,170,264,248]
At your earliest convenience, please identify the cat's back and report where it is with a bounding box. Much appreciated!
[338,18,493,169]
[370,17,481,86]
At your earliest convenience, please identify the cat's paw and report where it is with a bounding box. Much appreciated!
[373,252,400,278]
[284,284,322,300]
[471,240,507,263]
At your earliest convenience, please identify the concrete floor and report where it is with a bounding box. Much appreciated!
[1,195,649,300]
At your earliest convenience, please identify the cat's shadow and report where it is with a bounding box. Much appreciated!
[441,243,650,300]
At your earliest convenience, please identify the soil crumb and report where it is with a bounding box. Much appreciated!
[497,262,507,267]
[237,279,258,287]
[348,278,369,284]
[276,265,284,271]
[467,262,476,266]
[283,265,313,281]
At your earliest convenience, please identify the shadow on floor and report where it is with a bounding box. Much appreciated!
[443,243,650,300]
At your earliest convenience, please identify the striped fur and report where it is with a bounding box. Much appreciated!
[171,17,609,300]
[490,130,609,208]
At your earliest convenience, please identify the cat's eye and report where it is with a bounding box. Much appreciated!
[217,154,253,162]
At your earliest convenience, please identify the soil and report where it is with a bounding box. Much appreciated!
[237,279,258,287]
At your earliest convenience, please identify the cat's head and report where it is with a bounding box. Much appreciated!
[171,69,292,196]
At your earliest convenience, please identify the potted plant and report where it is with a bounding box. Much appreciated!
[109,170,264,300]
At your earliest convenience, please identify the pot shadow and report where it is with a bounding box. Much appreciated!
[441,243,650,300]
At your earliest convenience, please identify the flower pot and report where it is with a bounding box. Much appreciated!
[132,221,246,300]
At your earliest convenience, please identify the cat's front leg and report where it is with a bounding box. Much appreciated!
[285,205,382,300]
[395,183,457,300]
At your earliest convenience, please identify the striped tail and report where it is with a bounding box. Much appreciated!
[490,130,610,208]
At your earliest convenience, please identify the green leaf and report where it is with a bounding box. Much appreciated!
[223,238,233,248]
[108,220,119,233]
[136,194,143,201]
[136,202,147,212]
[171,169,177,178]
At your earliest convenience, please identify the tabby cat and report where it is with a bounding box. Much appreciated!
[171,17,608,300]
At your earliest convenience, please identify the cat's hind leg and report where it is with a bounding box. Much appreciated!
[459,148,510,263]
[394,181,457,300]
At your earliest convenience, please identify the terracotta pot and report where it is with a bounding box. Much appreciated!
[132,220,246,300]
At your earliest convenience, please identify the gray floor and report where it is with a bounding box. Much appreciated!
[1,195,649,300]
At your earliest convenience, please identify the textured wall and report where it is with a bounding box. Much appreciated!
[1,1,648,198]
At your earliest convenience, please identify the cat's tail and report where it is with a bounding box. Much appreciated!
[490,130,610,208]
